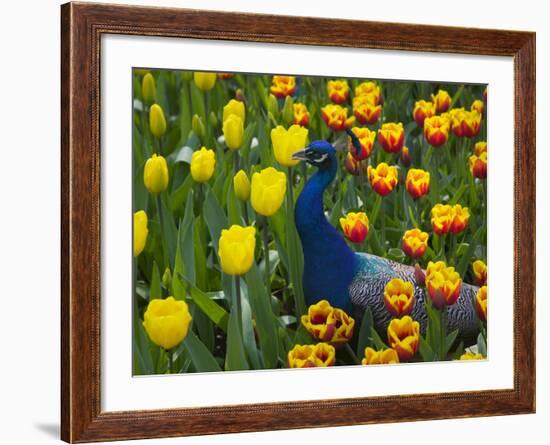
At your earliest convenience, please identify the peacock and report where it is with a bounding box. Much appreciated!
[291,138,480,342]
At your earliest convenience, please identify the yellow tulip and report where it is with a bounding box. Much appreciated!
[144,153,169,193]
[271,124,309,167]
[218,225,256,275]
[149,104,167,138]
[190,147,216,183]
[250,167,287,216]
[458,351,485,361]
[193,71,217,91]
[143,297,192,350]
[287,343,336,368]
[233,169,251,201]
[223,99,245,124]
[142,73,156,105]
[223,114,244,151]
[133,210,148,256]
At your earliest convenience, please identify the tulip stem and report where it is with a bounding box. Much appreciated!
[235,275,242,333]
[263,218,271,291]
[345,343,361,365]
[167,349,174,374]
[233,151,240,175]
[155,194,170,270]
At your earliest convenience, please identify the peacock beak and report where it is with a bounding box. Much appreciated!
[292,149,309,161]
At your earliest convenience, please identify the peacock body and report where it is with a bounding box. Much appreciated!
[292,140,479,342]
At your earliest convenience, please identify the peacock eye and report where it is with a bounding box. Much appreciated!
[307,150,328,163]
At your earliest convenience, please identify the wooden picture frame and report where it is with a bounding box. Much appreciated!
[61,1,535,442]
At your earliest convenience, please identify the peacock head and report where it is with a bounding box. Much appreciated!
[292,140,336,169]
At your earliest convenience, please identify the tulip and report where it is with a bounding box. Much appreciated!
[483,86,488,103]
[459,351,485,361]
[267,93,279,117]
[339,212,369,244]
[400,146,411,167]
[270,75,296,98]
[450,204,470,234]
[271,124,309,167]
[149,104,167,138]
[162,267,172,290]
[293,103,310,127]
[330,308,355,347]
[475,285,487,321]
[355,81,381,105]
[387,316,420,361]
[193,71,217,91]
[349,127,375,160]
[190,147,216,183]
[474,141,487,156]
[469,152,487,179]
[472,260,487,286]
[431,203,453,235]
[321,104,355,131]
[352,94,382,125]
[413,100,436,127]
[425,261,462,309]
[450,108,481,138]
[191,114,205,140]
[367,163,399,197]
[223,98,245,124]
[424,115,450,147]
[327,79,349,104]
[233,169,251,201]
[250,167,287,216]
[431,89,451,113]
[142,72,156,105]
[144,153,169,193]
[217,72,234,80]
[471,99,484,114]
[288,344,316,368]
[402,228,429,259]
[406,168,430,199]
[287,343,336,368]
[223,114,244,151]
[362,347,400,365]
[218,225,256,276]
[300,300,336,342]
[383,278,415,317]
[284,97,295,127]
[344,152,361,176]
[133,210,148,256]
[301,300,355,347]
[311,342,336,366]
[143,297,192,350]
[377,122,404,153]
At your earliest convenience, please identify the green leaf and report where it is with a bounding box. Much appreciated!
[356,306,374,357]
[370,326,387,350]
[445,329,460,354]
[158,193,178,267]
[150,261,162,299]
[181,331,221,372]
[419,336,436,362]
[226,182,242,225]
[225,307,250,371]
[456,226,484,277]
[245,263,279,369]
[477,332,487,357]
[203,186,228,261]
[178,274,228,332]
[169,174,193,212]
[240,287,262,369]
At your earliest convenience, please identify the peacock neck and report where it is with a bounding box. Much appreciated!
[295,159,357,310]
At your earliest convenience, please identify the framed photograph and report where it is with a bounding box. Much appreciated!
[61,2,535,442]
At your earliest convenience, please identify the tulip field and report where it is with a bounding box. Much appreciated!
[132,69,488,375]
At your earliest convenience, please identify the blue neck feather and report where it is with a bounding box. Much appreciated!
[295,152,357,310]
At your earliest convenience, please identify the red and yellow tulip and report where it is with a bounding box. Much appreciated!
[424,115,450,147]
[352,94,382,125]
[450,108,481,138]
[472,260,487,286]
[425,261,462,309]
[377,122,404,153]
[402,228,429,259]
[362,347,399,365]
[406,168,430,199]
[349,127,376,160]
[355,81,381,105]
[450,204,470,234]
[471,99,484,114]
[301,300,355,347]
[475,285,487,321]
[321,104,355,131]
[340,212,369,244]
[287,343,336,368]
[469,152,487,179]
[431,89,451,113]
[327,80,349,104]
[293,103,310,127]
[459,351,485,361]
[270,75,296,98]
[367,163,399,197]
[387,316,420,361]
[383,278,415,317]
[344,152,362,176]
[413,100,436,127]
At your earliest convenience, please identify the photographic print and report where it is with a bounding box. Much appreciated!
[132,69,488,375]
